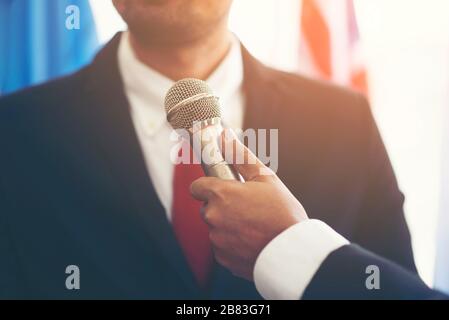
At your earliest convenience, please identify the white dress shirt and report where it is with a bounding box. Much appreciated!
[118,31,245,220]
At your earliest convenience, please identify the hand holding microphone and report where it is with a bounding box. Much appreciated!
[165,78,307,280]
[190,129,308,281]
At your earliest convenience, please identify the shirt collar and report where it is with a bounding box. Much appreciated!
[118,31,244,137]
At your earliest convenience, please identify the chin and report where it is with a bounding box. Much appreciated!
[118,0,231,46]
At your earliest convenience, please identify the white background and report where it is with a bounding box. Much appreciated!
[90,0,449,286]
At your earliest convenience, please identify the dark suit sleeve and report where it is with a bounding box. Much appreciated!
[353,95,417,272]
[303,244,448,300]
[0,118,26,299]
[0,190,26,299]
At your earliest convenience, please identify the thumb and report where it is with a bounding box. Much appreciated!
[190,177,221,202]
[220,129,273,181]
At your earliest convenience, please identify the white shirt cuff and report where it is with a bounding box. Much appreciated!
[253,219,349,300]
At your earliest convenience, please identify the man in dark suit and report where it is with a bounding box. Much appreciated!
[191,134,447,300]
[0,0,415,299]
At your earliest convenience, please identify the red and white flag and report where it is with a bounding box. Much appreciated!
[299,0,369,95]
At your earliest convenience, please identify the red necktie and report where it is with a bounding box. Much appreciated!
[172,146,213,289]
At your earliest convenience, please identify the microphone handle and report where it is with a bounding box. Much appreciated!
[202,161,240,181]
[189,120,240,181]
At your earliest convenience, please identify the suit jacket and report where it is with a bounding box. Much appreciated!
[304,244,448,300]
[0,33,416,299]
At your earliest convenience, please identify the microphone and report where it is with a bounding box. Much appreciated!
[165,78,239,181]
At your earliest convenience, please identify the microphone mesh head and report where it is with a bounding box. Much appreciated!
[165,78,221,130]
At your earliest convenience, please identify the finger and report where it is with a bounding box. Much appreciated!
[220,128,271,181]
[209,229,228,249]
[190,176,221,202]
[201,205,221,228]
[199,204,208,223]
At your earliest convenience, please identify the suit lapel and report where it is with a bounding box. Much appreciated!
[241,46,282,132]
[81,34,200,296]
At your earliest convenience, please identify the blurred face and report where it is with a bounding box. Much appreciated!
[112,0,233,46]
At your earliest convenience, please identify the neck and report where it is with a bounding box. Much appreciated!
[129,25,232,81]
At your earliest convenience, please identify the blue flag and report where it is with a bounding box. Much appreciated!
[0,0,99,95]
